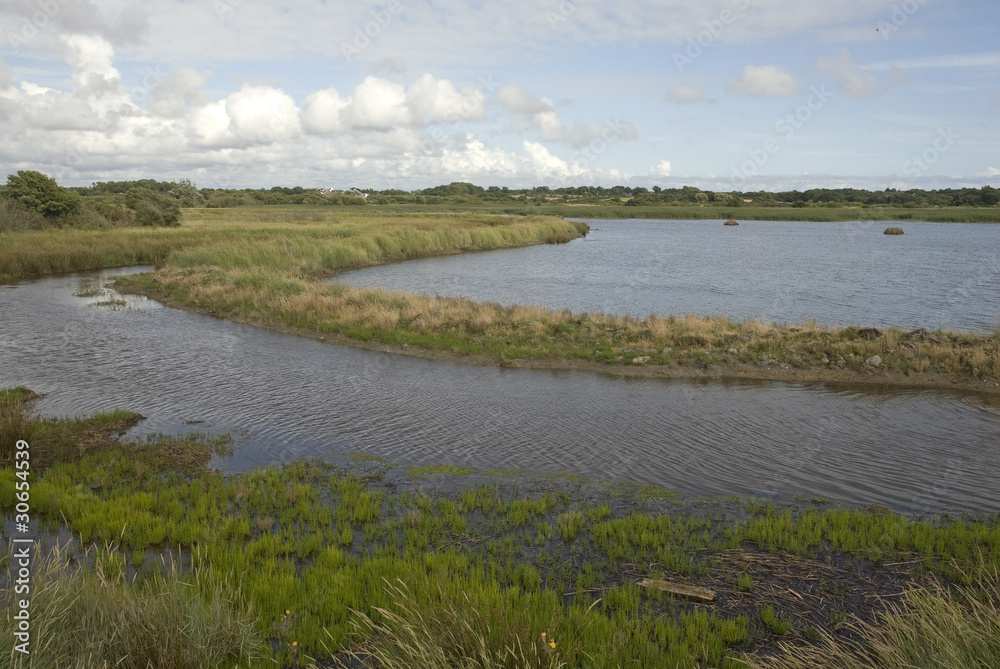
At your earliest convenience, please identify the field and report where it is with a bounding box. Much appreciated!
[2,392,999,668]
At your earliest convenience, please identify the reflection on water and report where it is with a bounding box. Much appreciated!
[2,267,999,513]
[336,219,1000,333]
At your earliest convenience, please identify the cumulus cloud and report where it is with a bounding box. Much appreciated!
[300,74,485,135]
[498,84,637,148]
[664,85,715,105]
[0,55,9,89]
[725,65,800,97]
[146,67,213,118]
[986,167,1000,177]
[816,48,906,99]
[0,36,622,188]
[655,160,672,176]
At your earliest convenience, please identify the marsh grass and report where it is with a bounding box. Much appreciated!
[0,543,265,669]
[751,569,1000,669]
[2,394,999,667]
[333,579,567,669]
[0,387,38,462]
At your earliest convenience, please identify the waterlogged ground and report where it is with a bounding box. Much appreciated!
[5,441,986,668]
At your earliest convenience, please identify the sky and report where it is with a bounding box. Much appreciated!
[0,0,998,192]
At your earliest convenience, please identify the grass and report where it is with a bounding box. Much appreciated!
[2,392,999,667]
[0,543,265,669]
[750,569,1000,669]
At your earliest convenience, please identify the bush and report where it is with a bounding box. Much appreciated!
[0,196,46,232]
[124,187,182,226]
[3,170,81,217]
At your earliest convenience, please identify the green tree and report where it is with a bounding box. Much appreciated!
[3,171,81,217]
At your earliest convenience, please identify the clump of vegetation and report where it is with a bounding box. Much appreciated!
[884,226,905,235]
[751,570,1000,669]
[0,544,265,669]
[0,386,39,462]
[1,171,186,233]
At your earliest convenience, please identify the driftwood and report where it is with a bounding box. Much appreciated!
[639,578,716,602]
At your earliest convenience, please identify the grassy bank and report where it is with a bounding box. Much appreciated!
[120,267,1000,391]
[0,208,587,280]
[2,395,999,668]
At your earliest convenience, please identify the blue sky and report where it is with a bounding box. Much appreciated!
[0,0,998,191]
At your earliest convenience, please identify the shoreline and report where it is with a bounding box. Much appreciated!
[121,279,1000,396]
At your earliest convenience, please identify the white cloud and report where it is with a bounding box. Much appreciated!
[522,141,585,180]
[664,85,715,105]
[725,65,800,97]
[225,85,300,143]
[146,67,213,118]
[405,73,485,122]
[498,84,637,148]
[655,160,672,177]
[986,167,1000,177]
[816,48,906,99]
[0,56,10,89]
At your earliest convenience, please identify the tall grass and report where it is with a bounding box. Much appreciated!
[0,208,586,280]
[0,544,265,669]
[750,569,1000,669]
[334,579,566,669]
[0,387,37,462]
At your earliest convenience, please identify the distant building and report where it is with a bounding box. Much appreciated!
[318,187,368,199]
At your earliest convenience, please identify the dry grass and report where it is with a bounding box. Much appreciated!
[0,543,265,669]
[748,568,1000,669]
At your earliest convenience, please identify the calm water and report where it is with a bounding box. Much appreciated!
[336,219,1000,333]
[2,267,999,513]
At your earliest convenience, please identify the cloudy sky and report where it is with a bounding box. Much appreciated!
[1,0,998,191]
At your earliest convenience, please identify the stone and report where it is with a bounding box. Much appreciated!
[884,226,904,235]
[865,355,882,367]
[661,347,673,354]
[727,348,739,355]
[632,356,650,365]
[724,219,739,226]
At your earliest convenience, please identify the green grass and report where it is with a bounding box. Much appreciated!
[2,392,999,667]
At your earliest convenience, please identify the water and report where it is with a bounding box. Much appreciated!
[2,267,999,513]
[335,219,1000,333]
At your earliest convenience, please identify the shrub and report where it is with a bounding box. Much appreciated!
[0,196,46,231]
[125,187,182,226]
[3,170,81,217]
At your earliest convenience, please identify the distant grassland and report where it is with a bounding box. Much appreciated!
[0,208,584,280]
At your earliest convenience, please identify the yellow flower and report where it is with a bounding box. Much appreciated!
[285,610,291,615]
[550,641,557,649]
[541,632,547,637]
[292,641,298,647]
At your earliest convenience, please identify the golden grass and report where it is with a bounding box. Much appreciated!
[749,569,1000,669]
